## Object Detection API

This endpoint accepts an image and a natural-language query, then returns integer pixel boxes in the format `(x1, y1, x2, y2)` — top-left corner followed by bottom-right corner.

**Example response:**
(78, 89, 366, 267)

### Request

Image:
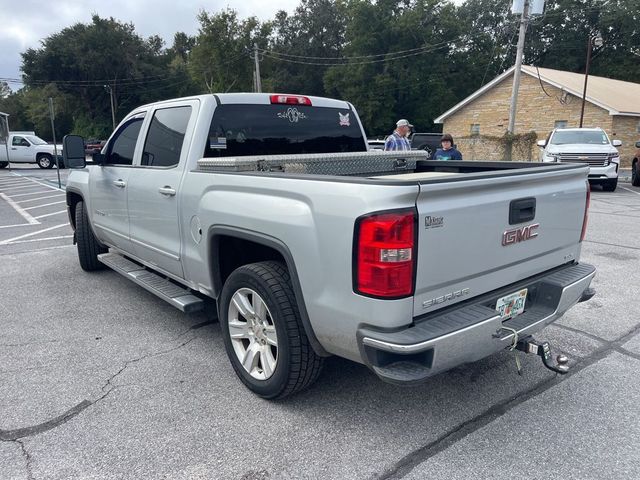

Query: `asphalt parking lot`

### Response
(1, 165, 640, 479)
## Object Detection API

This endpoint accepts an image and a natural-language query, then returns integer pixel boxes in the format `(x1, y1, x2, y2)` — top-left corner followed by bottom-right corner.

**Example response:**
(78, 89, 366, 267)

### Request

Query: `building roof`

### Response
(434, 65, 640, 123)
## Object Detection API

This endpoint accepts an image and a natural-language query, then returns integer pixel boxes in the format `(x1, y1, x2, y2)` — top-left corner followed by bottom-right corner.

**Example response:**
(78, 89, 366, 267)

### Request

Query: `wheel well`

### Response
(212, 235, 285, 293)
(36, 152, 52, 159)
(66, 192, 83, 230)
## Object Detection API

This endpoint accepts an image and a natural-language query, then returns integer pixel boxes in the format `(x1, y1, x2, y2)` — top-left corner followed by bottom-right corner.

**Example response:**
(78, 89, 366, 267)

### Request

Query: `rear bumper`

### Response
(357, 263, 596, 384)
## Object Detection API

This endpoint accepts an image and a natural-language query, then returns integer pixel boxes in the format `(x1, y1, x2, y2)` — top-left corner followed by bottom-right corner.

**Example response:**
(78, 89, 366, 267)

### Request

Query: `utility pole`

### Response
(579, 35, 603, 128)
(253, 43, 262, 93)
(48, 98, 62, 188)
(104, 84, 116, 130)
(507, 0, 529, 135)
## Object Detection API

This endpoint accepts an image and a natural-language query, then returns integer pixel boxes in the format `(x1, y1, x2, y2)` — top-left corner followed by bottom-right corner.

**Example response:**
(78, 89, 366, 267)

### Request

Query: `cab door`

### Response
(126, 102, 197, 278)
(89, 114, 146, 253)
(10, 136, 34, 162)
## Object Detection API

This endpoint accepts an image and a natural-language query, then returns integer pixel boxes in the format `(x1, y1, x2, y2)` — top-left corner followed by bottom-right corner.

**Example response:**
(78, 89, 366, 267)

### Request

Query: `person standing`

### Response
(434, 133, 463, 160)
(384, 119, 413, 151)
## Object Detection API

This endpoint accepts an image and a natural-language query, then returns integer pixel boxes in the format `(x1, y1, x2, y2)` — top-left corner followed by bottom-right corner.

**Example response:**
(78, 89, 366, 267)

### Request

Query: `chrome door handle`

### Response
(158, 186, 176, 197)
(113, 180, 126, 188)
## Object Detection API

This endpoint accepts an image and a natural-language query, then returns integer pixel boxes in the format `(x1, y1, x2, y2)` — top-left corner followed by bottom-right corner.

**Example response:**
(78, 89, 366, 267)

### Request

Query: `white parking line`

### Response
(0, 223, 67, 245)
(0, 223, 34, 230)
(5, 234, 73, 245)
(9, 173, 64, 192)
(9, 190, 55, 197)
(1, 184, 50, 191)
(620, 186, 640, 196)
(34, 210, 67, 219)
(23, 200, 66, 210)
(17, 193, 65, 203)
(0, 192, 40, 225)
(0, 181, 31, 187)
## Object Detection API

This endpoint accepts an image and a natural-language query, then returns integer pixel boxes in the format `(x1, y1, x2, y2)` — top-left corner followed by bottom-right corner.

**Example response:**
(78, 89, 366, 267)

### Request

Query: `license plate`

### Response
(495, 288, 528, 320)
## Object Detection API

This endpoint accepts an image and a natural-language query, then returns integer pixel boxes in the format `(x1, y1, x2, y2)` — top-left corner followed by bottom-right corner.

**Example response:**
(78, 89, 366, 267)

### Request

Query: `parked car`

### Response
(632, 141, 640, 187)
(84, 139, 106, 155)
(410, 132, 442, 159)
(0, 131, 64, 169)
(367, 138, 385, 150)
(537, 127, 621, 191)
(63, 93, 595, 399)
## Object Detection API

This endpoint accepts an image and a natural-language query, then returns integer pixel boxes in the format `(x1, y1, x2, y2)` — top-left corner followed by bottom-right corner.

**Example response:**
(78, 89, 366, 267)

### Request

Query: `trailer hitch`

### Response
(515, 337, 570, 375)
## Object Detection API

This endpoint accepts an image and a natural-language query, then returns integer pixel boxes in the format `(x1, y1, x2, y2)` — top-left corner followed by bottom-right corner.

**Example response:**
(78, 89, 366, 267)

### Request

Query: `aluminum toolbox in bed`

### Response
(196, 150, 429, 176)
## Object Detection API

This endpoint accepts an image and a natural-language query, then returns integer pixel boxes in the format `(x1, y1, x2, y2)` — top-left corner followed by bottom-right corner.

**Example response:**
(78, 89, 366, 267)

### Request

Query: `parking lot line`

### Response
(1, 184, 51, 191)
(10, 172, 64, 192)
(0, 223, 34, 230)
(0, 192, 40, 225)
(17, 193, 66, 204)
(0, 223, 67, 245)
(620, 186, 640, 196)
(23, 200, 67, 210)
(0, 181, 31, 187)
(34, 210, 67, 219)
(9, 190, 56, 197)
(6, 234, 73, 245)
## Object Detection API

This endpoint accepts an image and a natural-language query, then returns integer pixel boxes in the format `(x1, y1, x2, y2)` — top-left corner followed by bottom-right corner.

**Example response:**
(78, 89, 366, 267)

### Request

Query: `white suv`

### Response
(538, 127, 621, 192)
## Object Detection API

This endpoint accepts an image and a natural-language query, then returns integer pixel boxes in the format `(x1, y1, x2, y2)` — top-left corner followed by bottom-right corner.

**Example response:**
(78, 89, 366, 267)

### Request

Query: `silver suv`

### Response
(538, 127, 621, 191)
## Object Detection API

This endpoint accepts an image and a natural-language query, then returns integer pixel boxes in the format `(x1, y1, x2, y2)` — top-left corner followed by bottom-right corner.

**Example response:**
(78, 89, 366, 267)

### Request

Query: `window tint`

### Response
(12, 136, 29, 147)
(204, 104, 366, 157)
(107, 118, 144, 165)
(141, 106, 192, 167)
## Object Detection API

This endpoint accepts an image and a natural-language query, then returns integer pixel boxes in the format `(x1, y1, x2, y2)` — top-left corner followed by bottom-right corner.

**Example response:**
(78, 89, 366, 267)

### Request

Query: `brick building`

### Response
(434, 65, 640, 166)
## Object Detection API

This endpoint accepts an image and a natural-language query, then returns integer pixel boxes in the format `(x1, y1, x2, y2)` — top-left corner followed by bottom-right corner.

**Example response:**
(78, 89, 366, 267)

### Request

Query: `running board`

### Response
(97, 252, 204, 313)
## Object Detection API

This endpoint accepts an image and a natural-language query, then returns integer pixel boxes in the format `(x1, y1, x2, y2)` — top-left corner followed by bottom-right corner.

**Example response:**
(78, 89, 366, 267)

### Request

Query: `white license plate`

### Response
(495, 288, 528, 320)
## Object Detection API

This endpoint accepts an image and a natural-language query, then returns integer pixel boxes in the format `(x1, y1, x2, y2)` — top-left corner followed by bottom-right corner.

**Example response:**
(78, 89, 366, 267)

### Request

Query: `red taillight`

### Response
(355, 210, 416, 298)
(269, 94, 312, 106)
(580, 181, 591, 242)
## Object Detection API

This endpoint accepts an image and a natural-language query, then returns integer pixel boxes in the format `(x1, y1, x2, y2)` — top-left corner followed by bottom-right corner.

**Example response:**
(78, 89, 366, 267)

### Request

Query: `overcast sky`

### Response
(0, 0, 300, 88)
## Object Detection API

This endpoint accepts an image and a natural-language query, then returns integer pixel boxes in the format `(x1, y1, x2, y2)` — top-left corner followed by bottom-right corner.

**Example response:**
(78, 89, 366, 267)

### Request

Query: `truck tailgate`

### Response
(413, 166, 589, 316)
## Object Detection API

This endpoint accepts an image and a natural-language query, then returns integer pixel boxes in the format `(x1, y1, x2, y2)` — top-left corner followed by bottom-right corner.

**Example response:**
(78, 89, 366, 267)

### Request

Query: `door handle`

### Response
(113, 180, 126, 188)
(158, 186, 176, 197)
(11, 147, 17, 150)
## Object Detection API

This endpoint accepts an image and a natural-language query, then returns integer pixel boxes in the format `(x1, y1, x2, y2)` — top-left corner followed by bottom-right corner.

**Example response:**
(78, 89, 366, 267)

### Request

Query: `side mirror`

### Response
(636, 141, 640, 149)
(92, 153, 106, 165)
(62, 135, 86, 168)
(612, 139, 622, 147)
(537, 139, 547, 147)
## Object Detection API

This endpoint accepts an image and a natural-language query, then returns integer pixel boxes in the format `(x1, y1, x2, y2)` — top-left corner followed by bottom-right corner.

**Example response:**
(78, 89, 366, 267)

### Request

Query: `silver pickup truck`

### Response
(63, 93, 596, 399)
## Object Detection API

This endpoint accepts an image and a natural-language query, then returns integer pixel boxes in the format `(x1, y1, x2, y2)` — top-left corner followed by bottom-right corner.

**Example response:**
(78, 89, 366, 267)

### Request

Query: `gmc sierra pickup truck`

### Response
(63, 93, 596, 399)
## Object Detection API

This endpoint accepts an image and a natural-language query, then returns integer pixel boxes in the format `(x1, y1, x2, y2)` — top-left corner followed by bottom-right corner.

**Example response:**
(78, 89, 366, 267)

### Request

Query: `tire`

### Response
(75, 200, 107, 271)
(37, 154, 53, 169)
(602, 178, 618, 192)
(219, 261, 324, 399)
(632, 161, 640, 187)
(0, 162, 8, 169)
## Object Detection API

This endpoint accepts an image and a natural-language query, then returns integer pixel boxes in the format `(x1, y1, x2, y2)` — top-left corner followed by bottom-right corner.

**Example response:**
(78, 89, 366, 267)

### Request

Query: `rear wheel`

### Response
(602, 178, 618, 192)
(632, 161, 640, 187)
(37, 154, 53, 169)
(75, 200, 107, 271)
(219, 261, 324, 399)
(0, 162, 8, 169)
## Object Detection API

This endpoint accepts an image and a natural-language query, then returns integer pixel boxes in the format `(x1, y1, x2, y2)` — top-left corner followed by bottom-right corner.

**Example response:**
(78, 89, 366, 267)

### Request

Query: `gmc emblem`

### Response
(502, 223, 540, 246)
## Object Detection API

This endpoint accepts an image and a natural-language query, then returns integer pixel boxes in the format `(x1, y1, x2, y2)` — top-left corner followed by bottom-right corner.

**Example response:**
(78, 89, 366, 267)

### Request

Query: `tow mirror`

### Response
(62, 135, 86, 168)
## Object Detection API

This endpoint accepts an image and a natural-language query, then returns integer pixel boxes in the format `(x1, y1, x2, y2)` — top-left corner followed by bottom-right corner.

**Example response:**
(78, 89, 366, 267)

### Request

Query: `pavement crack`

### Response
(552, 323, 609, 344)
(613, 346, 640, 362)
(583, 240, 640, 251)
(373, 322, 640, 480)
(17, 439, 35, 480)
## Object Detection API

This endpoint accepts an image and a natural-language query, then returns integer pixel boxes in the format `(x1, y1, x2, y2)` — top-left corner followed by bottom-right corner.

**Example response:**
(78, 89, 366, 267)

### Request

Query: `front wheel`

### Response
(219, 261, 324, 399)
(74, 200, 107, 271)
(602, 178, 618, 192)
(37, 154, 53, 169)
(632, 161, 640, 187)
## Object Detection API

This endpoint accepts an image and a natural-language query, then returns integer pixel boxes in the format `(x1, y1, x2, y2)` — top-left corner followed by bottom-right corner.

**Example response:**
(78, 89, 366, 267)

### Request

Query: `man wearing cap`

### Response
(384, 119, 413, 151)
(434, 133, 463, 160)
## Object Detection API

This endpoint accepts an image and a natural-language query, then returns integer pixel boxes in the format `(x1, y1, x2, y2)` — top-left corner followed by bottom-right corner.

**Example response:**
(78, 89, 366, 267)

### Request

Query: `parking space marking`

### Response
(1, 184, 51, 191)
(0, 192, 40, 225)
(34, 210, 67, 219)
(17, 193, 65, 204)
(620, 186, 640, 196)
(0, 181, 31, 187)
(0, 223, 34, 230)
(6, 234, 73, 245)
(9, 172, 64, 192)
(0, 223, 67, 245)
(23, 200, 66, 210)
(9, 190, 55, 197)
